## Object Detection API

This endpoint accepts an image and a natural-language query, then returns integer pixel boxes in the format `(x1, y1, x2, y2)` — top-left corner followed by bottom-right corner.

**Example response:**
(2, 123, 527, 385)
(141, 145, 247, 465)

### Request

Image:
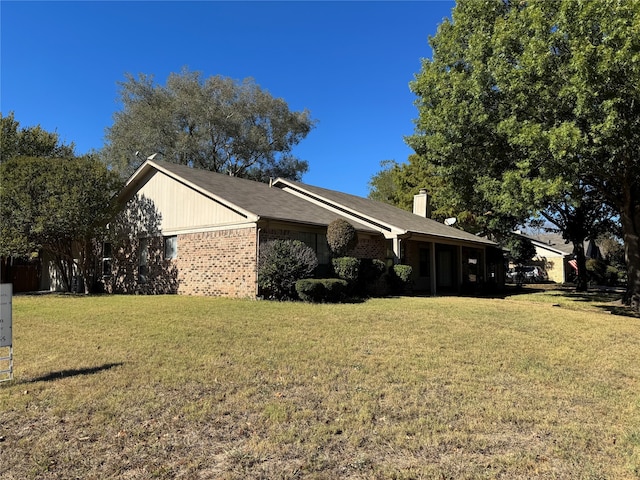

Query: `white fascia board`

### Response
(530, 240, 570, 256)
(160, 221, 258, 236)
(275, 181, 405, 239)
(143, 160, 260, 223)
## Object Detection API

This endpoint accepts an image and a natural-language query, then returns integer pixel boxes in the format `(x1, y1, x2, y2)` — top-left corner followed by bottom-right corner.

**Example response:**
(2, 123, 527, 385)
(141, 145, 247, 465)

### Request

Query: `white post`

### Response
(392, 237, 402, 263)
(0, 284, 13, 382)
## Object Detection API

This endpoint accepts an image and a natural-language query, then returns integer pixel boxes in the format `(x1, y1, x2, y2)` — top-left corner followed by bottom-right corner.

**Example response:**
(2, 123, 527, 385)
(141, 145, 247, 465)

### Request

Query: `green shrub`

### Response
(295, 279, 325, 302)
(586, 258, 607, 285)
(258, 240, 318, 300)
(359, 258, 388, 297)
(331, 257, 361, 284)
(330, 257, 389, 297)
(295, 278, 348, 303)
(390, 264, 413, 294)
(359, 258, 386, 282)
(323, 278, 349, 302)
(605, 265, 620, 286)
(392, 264, 413, 283)
(327, 219, 357, 257)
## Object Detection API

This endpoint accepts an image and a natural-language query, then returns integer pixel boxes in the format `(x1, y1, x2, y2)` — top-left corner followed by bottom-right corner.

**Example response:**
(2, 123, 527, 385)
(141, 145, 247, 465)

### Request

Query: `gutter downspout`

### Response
(255, 226, 261, 298)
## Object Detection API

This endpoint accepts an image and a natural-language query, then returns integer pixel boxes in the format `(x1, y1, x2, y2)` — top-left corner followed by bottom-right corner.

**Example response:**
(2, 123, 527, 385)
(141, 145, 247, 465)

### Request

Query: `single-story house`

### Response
(517, 232, 575, 283)
(104, 159, 501, 297)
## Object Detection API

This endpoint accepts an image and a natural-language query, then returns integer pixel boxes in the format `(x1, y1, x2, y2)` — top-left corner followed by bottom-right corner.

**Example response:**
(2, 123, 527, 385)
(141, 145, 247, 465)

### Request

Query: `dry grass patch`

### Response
(1, 292, 639, 479)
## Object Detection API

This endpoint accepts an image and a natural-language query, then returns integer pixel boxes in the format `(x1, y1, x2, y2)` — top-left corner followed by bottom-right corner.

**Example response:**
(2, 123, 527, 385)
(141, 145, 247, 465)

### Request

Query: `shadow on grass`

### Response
(556, 289, 640, 319)
(413, 284, 553, 299)
(596, 304, 640, 318)
(561, 291, 624, 303)
(26, 362, 124, 384)
(411, 284, 639, 318)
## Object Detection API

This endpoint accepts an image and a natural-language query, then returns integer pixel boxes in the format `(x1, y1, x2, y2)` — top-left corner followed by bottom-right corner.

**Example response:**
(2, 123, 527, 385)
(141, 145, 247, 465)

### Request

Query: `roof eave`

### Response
(272, 178, 406, 237)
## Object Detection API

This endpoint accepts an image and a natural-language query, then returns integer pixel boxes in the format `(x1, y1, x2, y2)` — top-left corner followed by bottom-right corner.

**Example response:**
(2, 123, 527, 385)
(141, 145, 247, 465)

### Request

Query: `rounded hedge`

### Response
(295, 278, 348, 303)
(327, 219, 357, 257)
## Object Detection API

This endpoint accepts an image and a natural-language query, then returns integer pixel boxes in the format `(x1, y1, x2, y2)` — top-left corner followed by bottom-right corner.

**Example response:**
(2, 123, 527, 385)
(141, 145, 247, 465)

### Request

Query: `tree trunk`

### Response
(77, 238, 91, 294)
(53, 256, 71, 292)
(573, 241, 588, 292)
(620, 196, 640, 312)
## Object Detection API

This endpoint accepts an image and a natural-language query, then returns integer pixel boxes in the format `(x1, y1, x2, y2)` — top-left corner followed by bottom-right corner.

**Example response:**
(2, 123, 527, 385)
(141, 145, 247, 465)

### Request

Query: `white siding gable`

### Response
(137, 170, 257, 234)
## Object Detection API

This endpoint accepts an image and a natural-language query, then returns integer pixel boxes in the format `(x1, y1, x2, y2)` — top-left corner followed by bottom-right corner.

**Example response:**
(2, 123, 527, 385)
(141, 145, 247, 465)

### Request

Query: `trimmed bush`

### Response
(327, 219, 357, 257)
(392, 264, 413, 283)
(295, 278, 349, 303)
(359, 258, 389, 297)
(323, 278, 349, 302)
(390, 264, 413, 294)
(295, 279, 325, 302)
(331, 257, 389, 297)
(331, 257, 361, 284)
(258, 239, 318, 300)
(361, 258, 386, 280)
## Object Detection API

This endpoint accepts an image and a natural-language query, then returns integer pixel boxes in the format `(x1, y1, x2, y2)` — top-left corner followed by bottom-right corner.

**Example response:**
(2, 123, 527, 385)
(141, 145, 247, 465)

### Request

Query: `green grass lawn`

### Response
(1, 289, 639, 479)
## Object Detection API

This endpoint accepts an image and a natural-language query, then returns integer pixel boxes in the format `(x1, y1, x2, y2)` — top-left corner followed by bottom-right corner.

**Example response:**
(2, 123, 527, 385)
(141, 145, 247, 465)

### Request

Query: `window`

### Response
(164, 236, 177, 260)
(295, 232, 330, 265)
(315, 233, 330, 265)
(462, 247, 480, 283)
(138, 238, 149, 282)
(102, 242, 112, 276)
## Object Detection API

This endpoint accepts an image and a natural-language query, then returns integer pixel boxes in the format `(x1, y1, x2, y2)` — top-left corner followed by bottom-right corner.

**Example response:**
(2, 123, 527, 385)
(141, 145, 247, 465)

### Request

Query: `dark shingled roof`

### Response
(273, 179, 496, 246)
(126, 160, 376, 232)
(125, 160, 495, 247)
(520, 232, 574, 255)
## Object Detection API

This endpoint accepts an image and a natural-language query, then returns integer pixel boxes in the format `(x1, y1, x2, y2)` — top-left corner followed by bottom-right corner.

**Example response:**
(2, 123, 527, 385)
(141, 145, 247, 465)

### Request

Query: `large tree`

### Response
(0, 156, 122, 293)
(103, 69, 316, 181)
(1, 111, 76, 161)
(405, 0, 640, 309)
(534, 186, 619, 290)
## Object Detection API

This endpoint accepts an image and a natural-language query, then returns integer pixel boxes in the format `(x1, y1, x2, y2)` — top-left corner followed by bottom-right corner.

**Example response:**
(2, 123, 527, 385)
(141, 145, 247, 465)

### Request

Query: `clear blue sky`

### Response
(1, 1, 454, 197)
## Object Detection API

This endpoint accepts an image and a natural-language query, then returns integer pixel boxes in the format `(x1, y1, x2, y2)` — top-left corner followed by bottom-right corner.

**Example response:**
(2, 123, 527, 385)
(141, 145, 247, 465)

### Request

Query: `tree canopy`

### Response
(0, 156, 122, 292)
(399, 0, 639, 308)
(1, 111, 75, 161)
(103, 69, 316, 181)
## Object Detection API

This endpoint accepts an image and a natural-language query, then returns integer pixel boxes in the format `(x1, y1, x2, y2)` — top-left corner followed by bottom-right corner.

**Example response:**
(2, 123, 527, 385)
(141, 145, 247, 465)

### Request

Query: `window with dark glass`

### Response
(102, 242, 112, 276)
(164, 236, 177, 260)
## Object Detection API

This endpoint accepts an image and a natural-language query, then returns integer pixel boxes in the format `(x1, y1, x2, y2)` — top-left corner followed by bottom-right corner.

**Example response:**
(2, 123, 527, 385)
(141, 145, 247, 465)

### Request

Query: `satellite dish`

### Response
(444, 217, 457, 226)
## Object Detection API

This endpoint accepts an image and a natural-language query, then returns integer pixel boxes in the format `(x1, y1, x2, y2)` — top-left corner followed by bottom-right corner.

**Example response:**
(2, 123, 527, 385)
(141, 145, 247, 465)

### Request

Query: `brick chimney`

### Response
(413, 188, 431, 218)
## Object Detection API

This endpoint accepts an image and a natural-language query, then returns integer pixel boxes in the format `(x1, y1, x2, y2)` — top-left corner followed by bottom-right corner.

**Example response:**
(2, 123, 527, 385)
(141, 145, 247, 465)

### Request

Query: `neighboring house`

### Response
(518, 232, 575, 283)
(105, 159, 501, 298)
(0, 256, 40, 293)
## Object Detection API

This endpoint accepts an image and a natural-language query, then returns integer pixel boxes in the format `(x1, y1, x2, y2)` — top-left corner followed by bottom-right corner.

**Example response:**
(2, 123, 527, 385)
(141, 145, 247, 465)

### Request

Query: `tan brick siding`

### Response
(108, 226, 388, 298)
(351, 235, 388, 261)
(176, 227, 258, 298)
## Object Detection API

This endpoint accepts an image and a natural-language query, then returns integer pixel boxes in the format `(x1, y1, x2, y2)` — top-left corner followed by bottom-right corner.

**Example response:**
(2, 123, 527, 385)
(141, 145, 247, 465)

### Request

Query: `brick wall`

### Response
(352, 235, 388, 261)
(110, 226, 387, 298)
(176, 227, 258, 298)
